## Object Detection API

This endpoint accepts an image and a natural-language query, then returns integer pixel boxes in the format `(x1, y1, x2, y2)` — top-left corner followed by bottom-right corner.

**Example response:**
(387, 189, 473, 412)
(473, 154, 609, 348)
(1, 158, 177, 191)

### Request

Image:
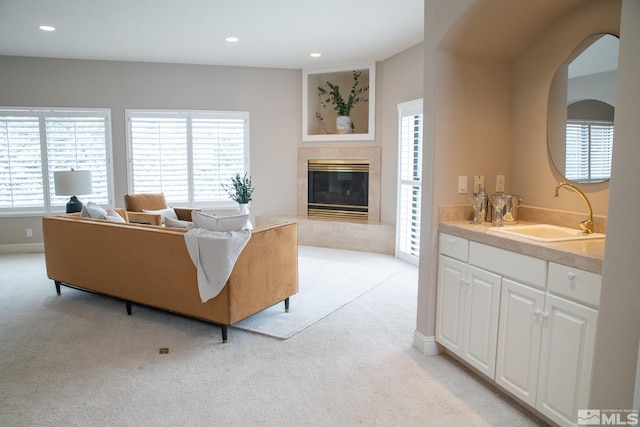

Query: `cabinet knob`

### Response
(540, 312, 549, 319)
(567, 272, 576, 281)
(534, 309, 542, 317)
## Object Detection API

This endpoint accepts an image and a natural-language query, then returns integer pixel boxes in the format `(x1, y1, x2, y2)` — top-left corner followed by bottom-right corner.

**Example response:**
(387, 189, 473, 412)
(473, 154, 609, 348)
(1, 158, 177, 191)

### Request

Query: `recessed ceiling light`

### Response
(310, 52, 322, 58)
(38, 25, 56, 32)
(225, 37, 239, 43)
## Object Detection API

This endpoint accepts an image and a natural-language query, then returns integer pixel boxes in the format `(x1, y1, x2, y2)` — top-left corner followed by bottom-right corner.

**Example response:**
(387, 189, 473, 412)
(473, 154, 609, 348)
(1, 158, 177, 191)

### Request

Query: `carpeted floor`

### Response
(0, 246, 546, 426)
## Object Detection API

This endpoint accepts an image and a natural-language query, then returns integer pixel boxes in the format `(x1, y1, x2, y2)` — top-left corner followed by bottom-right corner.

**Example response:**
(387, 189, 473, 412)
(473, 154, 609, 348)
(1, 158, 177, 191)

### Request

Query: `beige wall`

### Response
(434, 52, 513, 202)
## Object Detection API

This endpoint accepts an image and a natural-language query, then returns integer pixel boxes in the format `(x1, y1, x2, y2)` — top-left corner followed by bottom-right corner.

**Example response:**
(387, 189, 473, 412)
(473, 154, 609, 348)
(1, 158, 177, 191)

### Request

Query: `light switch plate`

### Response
(458, 176, 468, 194)
(473, 175, 484, 193)
(496, 175, 505, 192)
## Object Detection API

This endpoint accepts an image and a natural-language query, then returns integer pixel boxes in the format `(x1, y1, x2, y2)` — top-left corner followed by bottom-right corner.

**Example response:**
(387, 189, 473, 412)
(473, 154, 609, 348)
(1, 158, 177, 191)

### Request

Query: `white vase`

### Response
(336, 116, 353, 134)
(237, 203, 253, 230)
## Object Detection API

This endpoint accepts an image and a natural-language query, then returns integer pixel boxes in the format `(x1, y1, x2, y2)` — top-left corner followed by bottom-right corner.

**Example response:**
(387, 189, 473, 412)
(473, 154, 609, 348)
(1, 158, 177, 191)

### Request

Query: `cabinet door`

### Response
(537, 294, 598, 427)
(436, 255, 467, 355)
(495, 278, 545, 406)
(462, 265, 502, 378)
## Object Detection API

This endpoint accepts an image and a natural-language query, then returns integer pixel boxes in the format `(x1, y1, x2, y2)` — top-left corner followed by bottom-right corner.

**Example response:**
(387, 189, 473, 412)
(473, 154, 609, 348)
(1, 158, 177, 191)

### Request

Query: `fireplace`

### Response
(308, 159, 369, 221)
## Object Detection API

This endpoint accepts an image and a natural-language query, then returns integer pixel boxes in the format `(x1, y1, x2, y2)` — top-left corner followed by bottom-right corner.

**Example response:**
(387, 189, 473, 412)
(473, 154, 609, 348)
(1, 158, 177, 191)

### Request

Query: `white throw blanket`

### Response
(184, 228, 251, 303)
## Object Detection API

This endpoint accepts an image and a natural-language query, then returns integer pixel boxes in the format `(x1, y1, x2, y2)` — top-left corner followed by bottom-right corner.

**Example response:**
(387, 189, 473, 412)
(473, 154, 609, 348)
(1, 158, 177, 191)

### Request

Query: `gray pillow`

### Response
(165, 217, 194, 229)
(142, 208, 179, 224)
(80, 202, 108, 219)
(105, 209, 126, 222)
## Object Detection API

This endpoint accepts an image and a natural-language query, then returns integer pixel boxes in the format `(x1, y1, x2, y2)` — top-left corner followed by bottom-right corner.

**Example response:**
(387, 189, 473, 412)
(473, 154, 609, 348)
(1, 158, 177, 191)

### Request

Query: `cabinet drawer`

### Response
(547, 262, 601, 307)
(439, 233, 469, 262)
(468, 242, 546, 289)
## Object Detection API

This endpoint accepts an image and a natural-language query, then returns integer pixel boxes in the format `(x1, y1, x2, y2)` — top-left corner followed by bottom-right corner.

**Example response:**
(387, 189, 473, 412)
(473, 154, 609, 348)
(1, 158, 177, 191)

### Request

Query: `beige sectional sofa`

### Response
(42, 212, 298, 342)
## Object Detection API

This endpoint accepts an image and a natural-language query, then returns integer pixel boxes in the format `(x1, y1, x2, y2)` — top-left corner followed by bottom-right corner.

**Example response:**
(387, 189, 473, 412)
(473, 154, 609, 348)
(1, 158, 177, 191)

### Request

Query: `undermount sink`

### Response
(488, 224, 605, 242)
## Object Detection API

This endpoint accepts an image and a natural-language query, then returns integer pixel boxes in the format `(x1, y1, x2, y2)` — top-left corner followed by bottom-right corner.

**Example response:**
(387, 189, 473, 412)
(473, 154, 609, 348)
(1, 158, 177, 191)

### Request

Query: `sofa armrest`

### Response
(127, 211, 162, 226)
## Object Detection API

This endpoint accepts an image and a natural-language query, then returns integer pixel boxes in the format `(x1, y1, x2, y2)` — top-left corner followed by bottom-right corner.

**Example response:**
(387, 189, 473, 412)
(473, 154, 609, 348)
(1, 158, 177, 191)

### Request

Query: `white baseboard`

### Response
(413, 330, 441, 356)
(0, 243, 45, 254)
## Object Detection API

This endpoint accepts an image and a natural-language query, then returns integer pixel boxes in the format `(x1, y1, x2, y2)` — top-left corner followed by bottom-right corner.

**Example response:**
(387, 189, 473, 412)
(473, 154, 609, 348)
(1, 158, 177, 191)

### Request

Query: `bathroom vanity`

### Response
(436, 220, 604, 427)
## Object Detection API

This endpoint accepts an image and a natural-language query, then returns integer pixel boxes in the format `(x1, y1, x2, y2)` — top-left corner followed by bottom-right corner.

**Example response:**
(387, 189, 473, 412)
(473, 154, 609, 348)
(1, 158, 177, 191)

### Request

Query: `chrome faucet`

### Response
(553, 182, 594, 234)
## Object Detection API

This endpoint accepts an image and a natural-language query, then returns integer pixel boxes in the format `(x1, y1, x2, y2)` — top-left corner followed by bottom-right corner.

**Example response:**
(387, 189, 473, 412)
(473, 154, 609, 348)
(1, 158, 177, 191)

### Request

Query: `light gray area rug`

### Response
(233, 245, 402, 339)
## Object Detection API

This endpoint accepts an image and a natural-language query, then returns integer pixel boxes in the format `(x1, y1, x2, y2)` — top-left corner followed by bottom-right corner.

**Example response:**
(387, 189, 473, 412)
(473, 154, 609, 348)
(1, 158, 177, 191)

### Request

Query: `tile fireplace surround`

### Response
(256, 146, 395, 254)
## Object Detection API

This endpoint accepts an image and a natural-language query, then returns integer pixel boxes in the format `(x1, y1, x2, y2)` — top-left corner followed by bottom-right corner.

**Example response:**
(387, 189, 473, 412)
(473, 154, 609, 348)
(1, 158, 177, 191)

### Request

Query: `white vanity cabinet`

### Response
(536, 264, 600, 427)
(437, 232, 602, 427)
(495, 278, 545, 407)
(436, 250, 501, 378)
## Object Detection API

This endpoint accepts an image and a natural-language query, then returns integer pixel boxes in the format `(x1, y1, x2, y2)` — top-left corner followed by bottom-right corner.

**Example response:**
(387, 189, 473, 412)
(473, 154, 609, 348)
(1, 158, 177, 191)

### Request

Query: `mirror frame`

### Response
(302, 62, 376, 142)
(547, 33, 618, 184)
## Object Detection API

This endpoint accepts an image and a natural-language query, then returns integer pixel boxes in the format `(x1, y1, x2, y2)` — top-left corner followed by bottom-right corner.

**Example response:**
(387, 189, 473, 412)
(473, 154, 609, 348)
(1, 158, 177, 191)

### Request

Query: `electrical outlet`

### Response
(26, 228, 32, 238)
(473, 175, 485, 193)
(457, 176, 468, 194)
(496, 175, 506, 193)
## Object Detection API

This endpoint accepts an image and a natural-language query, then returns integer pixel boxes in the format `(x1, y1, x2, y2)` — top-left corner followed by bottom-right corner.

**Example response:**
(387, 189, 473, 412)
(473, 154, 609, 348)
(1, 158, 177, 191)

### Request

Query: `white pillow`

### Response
(214, 214, 250, 232)
(80, 202, 108, 219)
(165, 217, 194, 229)
(105, 209, 126, 222)
(192, 211, 249, 232)
(192, 211, 218, 230)
(142, 208, 178, 224)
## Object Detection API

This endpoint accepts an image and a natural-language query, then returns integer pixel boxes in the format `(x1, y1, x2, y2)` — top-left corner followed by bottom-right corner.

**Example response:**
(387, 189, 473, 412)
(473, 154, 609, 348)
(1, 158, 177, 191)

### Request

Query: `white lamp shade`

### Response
(54, 170, 93, 196)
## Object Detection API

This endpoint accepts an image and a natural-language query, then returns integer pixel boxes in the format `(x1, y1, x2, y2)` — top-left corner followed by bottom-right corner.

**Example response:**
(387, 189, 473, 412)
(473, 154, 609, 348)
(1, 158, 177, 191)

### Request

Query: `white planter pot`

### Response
(336, 116, 353, 134)
(237, 203, 253, 230)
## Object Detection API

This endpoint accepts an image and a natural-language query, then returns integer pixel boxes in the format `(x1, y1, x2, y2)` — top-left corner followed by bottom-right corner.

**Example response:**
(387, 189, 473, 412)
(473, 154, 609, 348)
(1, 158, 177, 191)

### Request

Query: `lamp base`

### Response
(66, 196, 84, 213)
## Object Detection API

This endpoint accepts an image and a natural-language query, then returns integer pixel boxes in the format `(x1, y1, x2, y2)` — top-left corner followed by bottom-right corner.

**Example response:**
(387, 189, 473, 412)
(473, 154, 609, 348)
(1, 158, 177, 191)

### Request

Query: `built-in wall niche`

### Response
(302, 63, 376, 142)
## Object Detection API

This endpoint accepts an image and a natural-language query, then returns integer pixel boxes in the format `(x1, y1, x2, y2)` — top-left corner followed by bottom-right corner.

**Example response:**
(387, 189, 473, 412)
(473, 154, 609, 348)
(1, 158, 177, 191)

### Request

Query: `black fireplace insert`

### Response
(307, 159, 369, 221)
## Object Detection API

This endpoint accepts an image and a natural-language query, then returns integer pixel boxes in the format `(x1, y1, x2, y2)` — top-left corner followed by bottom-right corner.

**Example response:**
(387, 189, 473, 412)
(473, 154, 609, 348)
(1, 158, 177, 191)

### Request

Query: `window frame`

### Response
(125, 109, 250, 209)
(565, 119, 613, 183)
(396, 99, 423, 265)
(0, 106, 114, 216)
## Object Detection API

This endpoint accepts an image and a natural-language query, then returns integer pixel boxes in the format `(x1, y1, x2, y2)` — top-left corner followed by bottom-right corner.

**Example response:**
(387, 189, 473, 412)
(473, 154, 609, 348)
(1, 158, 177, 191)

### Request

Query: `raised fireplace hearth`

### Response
(308, 159, 369, 221)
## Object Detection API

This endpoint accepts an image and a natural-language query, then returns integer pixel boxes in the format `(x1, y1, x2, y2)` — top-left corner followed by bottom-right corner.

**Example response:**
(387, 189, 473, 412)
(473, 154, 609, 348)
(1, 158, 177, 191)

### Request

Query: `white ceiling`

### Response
(0, 0, 424, 69)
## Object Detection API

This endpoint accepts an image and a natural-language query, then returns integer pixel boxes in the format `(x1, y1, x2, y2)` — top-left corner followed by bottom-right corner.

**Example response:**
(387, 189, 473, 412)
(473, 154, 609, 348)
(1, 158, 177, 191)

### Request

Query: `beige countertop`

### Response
(439, 220, 604, 274)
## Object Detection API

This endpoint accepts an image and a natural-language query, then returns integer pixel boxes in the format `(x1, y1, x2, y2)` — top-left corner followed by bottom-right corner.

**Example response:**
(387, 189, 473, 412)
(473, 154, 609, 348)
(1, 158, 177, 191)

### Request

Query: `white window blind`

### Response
(396, 99, 423, 264)
(565, 120, 613, 183)
(0, 108, 112, 213)
(127, 110, 249, 207)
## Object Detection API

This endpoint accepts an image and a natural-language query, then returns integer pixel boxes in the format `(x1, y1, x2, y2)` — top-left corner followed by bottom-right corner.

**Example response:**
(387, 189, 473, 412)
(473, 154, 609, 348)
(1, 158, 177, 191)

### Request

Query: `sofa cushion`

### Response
(165, 217, 194, 229)
(143, 208, 179, 224)
(192, 211, 249, 232)
(81, 202, 108, 219)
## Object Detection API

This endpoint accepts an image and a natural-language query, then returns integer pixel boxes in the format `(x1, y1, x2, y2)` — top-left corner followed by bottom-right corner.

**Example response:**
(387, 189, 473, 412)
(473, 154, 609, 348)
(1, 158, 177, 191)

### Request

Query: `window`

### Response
(396, 99, 423, 265)
(0, 108, 112, 214)
(565, 120, 613, 183)
(126, 110, 249, 207)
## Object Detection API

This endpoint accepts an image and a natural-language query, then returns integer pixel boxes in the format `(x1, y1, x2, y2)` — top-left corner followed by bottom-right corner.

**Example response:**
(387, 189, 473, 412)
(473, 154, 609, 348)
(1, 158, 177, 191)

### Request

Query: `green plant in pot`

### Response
(318, 70, 369, 134)
(223, 173, 254, 205)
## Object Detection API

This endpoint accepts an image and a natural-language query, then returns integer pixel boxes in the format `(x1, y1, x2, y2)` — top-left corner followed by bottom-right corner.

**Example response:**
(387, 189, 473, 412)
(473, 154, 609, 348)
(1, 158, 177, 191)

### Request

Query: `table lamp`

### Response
(54, 170, 93, 213)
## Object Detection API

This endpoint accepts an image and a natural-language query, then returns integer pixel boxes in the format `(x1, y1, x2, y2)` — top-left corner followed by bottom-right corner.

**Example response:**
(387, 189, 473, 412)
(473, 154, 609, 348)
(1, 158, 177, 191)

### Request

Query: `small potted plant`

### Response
(318, 70, 369, 134)
(223, 173, 254, 208)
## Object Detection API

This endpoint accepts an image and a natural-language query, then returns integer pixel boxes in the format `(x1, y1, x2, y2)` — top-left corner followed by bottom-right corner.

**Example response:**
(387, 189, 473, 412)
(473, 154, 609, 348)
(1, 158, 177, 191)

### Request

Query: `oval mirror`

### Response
(547, 33, 619, 183)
